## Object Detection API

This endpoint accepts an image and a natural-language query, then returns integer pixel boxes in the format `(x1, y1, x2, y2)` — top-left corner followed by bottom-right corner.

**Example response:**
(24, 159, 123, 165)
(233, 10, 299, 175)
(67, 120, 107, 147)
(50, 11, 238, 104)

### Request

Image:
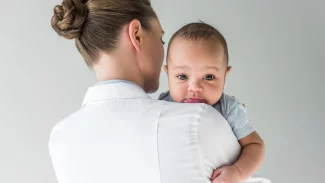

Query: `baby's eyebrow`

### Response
(204, 66, 220, 71)
(172, 65, 190, 70)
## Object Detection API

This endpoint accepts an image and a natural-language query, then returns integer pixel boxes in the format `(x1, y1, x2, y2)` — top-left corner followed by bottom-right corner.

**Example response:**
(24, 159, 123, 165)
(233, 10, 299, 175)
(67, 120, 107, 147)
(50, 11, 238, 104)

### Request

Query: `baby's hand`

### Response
(211, 165, 242, 183)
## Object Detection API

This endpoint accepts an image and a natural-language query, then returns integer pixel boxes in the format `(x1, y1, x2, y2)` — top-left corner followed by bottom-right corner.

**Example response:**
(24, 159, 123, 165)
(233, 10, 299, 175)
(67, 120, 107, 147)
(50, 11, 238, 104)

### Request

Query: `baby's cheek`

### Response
(206, 88, 223, 104)
(169, 84, 187, 103)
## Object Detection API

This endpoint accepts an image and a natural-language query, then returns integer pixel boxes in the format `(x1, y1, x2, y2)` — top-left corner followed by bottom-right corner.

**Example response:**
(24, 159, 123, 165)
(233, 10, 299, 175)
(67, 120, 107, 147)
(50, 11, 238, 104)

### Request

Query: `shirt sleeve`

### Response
(198, 105, 242, 178)
(226, 103, 255, 140)
(158, 91, 173, 101)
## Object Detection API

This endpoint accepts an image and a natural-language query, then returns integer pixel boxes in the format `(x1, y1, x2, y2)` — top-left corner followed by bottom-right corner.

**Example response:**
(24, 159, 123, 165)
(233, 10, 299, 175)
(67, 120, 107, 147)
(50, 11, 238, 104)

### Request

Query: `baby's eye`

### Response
(203, 75, 215, 80)
(177, 74, 188, 80)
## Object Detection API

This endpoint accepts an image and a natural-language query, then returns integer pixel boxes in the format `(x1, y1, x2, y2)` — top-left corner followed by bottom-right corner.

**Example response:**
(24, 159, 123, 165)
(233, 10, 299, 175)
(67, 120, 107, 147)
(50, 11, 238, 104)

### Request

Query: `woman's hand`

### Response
(211, 165, 242, 183)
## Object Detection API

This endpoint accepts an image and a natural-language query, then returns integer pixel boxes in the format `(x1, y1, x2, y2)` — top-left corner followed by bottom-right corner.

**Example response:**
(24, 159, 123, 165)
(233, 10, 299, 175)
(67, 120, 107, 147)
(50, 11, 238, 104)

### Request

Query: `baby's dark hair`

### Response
(167, 22, 229, 66)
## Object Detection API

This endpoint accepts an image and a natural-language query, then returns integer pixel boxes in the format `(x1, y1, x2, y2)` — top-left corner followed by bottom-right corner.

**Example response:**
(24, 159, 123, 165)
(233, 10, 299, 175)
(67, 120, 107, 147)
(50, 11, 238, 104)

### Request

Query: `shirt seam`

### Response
(225, 102, 238, 119)
(156, 101, 166, 183)
(197, 104, 208, 182)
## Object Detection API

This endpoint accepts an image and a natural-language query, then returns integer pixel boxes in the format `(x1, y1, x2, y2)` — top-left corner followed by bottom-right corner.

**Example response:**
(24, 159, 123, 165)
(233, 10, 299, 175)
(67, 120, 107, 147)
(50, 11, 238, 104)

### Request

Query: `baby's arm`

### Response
(235, 131, 265, 181)
(211, 132, 265, 183)
(211, 99, 265, 183)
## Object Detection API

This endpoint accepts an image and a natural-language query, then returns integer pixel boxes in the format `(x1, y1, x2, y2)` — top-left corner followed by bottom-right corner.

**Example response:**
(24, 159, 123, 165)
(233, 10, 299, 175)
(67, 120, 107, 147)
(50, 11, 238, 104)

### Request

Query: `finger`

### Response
(211, 176, 223, 183)
(211, 167, 223, 179)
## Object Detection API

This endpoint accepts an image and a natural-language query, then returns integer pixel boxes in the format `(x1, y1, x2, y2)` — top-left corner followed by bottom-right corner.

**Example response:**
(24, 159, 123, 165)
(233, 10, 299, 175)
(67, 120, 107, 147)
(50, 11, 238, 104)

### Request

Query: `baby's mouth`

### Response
(183, 98, 207, 103)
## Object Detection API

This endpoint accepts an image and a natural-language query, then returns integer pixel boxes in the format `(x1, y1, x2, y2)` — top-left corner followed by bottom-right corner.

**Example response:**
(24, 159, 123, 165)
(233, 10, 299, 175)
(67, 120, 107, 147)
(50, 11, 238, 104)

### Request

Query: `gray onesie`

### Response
(158, 91, 255, 140)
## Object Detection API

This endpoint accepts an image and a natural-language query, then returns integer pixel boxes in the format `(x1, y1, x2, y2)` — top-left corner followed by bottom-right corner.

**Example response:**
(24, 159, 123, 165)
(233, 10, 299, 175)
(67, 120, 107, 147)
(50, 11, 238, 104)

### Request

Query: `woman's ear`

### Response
(128, 19, 143, 52)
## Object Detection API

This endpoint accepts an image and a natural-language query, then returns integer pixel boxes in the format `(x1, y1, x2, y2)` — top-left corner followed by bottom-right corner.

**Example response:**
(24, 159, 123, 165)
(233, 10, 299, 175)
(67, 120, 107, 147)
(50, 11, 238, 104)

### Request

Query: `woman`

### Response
(49, 0, 257, 183)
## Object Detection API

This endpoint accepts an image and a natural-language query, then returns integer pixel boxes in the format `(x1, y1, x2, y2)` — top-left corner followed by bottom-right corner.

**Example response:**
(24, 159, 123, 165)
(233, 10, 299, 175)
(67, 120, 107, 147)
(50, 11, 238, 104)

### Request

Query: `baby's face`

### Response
(165, 38, 231, 105)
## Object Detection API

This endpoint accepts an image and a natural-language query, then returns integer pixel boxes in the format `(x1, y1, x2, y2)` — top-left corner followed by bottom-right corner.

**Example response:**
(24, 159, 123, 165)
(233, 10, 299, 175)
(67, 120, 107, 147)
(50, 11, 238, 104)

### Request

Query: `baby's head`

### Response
(164, 22, 231, 105)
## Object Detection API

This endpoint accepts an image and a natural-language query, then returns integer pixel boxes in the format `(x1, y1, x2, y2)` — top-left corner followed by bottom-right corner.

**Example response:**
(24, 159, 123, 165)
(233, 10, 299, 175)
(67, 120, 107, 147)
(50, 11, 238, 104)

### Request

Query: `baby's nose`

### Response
(188, 82, 203, 93)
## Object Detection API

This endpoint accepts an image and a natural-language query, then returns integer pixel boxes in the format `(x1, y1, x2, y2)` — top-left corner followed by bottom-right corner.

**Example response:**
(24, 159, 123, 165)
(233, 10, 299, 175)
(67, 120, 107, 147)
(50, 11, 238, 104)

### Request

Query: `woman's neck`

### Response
(93, 52, 144, 88)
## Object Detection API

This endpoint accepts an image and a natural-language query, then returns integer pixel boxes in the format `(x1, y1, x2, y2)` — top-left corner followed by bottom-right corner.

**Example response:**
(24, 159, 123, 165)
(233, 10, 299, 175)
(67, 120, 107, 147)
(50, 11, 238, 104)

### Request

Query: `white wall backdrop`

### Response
(0, 1, 324, 183)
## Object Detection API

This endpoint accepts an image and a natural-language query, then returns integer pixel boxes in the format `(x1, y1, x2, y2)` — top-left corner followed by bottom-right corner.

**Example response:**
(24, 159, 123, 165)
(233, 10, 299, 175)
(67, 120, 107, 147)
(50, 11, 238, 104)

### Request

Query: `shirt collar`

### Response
(82, 80, 150, 107)
(94, 79, 137, 86)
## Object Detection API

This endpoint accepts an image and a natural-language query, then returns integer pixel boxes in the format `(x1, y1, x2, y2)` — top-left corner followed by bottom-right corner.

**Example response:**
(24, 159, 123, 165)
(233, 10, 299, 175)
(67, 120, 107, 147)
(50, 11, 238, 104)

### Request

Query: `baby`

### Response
(159, 23, 265, 183)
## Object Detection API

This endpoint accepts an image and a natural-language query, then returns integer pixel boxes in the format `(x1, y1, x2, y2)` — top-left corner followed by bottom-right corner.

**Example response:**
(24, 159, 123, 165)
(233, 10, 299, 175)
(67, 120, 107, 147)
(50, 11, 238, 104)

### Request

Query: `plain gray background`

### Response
(0, 0, 324, 183)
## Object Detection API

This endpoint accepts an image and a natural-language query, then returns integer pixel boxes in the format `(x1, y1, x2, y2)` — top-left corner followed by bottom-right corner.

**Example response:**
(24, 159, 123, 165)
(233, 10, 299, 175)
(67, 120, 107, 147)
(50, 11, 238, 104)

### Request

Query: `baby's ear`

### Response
(226, 66, 232, 76)
(163, 65, 168, 73)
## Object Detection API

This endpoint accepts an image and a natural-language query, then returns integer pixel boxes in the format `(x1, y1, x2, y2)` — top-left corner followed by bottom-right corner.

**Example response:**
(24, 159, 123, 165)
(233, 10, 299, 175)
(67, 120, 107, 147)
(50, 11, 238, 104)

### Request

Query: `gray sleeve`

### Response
(226, 103, 255, 140)
(158, 91, 173, 101)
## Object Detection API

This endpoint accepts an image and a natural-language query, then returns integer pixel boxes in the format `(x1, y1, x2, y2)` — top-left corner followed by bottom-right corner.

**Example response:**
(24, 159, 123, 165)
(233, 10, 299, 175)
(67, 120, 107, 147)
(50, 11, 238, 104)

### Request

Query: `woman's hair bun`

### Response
(51, 0, 88, 39)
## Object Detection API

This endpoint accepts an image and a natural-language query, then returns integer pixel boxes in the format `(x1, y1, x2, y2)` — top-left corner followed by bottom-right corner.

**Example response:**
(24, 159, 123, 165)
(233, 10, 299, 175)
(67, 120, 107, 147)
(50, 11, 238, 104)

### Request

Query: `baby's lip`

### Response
(184, 98, 207, 103)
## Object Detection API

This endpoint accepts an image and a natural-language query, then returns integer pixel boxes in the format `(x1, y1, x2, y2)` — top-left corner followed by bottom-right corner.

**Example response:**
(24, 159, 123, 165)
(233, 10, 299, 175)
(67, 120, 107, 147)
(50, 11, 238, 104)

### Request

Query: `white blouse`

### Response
(49, 81, 270, 183)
